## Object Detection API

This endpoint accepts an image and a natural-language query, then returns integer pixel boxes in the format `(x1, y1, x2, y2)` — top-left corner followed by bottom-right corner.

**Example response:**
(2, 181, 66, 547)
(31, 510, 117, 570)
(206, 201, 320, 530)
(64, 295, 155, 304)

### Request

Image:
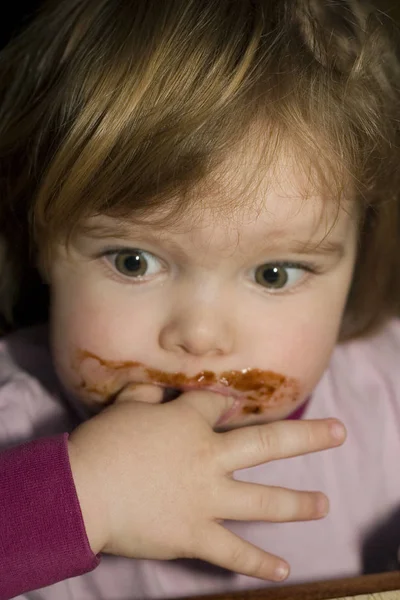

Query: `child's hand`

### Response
(68, 387, 346, 582)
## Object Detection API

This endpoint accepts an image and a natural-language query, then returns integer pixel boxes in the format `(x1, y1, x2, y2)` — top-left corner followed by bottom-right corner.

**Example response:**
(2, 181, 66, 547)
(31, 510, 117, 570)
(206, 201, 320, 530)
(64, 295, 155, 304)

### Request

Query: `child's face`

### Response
(48, 141, 358, 428)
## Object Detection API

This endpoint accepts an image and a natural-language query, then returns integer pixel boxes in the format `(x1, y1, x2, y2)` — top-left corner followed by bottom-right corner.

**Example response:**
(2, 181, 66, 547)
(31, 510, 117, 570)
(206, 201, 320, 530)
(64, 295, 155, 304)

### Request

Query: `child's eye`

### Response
(254, 263, 307, 290)
(105, 249, 163, 278)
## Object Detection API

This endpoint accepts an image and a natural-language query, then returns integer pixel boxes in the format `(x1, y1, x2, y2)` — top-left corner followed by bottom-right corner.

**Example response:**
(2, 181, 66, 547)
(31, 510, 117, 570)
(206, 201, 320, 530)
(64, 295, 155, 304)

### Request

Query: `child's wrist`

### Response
(67, 437, 108, 556)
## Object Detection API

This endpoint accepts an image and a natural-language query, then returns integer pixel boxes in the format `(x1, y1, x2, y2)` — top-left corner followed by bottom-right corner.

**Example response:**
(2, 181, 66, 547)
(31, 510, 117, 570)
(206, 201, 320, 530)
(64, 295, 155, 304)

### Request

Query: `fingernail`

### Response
(274, 563, 289, 581)
(330, 421, 346, 442)
(317, 493, 329, 517)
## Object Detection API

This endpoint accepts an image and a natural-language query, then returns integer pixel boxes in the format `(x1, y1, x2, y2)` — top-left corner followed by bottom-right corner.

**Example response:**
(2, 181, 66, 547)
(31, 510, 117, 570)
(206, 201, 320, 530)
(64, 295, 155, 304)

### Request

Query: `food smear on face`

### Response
(73, 349, 300, 416)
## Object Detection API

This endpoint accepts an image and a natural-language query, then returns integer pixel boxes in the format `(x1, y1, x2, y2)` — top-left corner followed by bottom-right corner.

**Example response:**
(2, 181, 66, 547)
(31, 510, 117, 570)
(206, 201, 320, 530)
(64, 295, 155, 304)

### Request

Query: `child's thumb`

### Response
(176, 390, 237, 427)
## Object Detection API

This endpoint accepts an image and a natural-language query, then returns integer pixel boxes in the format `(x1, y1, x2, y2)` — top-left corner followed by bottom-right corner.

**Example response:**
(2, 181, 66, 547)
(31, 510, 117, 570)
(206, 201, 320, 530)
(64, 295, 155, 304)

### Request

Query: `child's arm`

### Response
(0, 434, 98, 600)
(0, 388, 345, 598)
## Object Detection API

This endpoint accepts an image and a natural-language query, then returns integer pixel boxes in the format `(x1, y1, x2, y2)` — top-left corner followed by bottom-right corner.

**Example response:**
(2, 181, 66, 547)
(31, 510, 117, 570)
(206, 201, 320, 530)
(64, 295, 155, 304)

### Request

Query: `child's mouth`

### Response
(74, 348, 301, 421)
(161, 387, 182, 402)
(159, 384, 243, 426)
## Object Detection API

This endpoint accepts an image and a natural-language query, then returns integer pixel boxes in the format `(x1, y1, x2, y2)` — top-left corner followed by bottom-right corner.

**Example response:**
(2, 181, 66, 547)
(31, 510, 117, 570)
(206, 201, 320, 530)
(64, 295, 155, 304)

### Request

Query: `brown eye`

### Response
(254, 264, 304, 290)
(114, 251, 147, 276)
(107, 248, 165, 279)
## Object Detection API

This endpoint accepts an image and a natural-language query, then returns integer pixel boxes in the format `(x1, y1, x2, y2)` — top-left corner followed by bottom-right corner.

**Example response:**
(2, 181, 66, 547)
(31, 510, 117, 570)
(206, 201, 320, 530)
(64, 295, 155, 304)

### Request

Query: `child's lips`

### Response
(157, 381, 301, 426)
(74, 348, 300, 419)
(161, 382, 242, 400)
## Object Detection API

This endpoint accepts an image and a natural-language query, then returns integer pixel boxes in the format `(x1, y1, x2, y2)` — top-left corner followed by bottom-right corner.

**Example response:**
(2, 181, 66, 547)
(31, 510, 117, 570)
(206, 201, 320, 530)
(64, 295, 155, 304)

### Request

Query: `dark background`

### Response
(1, 1, 400, 51)
(0, 1, 40, 49)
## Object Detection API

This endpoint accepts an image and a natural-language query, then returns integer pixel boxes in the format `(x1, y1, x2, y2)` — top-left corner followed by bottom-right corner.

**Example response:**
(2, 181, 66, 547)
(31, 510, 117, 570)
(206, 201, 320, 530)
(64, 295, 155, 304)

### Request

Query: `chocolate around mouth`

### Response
(74, 349, 300, 415)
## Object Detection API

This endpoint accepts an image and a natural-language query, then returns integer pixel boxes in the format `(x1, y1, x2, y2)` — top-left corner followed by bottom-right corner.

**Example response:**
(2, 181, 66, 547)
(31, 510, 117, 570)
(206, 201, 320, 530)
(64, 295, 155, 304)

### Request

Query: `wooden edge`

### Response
(183, 571, 400, 600)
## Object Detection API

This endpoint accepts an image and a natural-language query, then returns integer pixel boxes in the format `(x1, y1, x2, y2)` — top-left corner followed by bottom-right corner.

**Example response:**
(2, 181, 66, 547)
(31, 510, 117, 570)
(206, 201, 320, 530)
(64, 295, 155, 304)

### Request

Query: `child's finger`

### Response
(174, 390, 236, 425)
(218, 418, 346, 471)
(220, 481, 328, 522)
(115, 383, 163, 404)
(198, 523, 289, 582)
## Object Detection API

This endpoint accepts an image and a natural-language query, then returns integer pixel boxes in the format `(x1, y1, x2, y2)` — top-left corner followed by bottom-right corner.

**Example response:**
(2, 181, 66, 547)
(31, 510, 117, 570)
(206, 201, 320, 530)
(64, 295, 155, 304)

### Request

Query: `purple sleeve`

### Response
(0, 433, 100, 599)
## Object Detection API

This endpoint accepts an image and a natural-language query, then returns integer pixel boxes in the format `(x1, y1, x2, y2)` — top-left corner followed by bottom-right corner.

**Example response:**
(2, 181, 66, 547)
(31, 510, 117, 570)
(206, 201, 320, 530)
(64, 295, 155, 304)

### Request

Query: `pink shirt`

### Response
(1, 321, 400, 599)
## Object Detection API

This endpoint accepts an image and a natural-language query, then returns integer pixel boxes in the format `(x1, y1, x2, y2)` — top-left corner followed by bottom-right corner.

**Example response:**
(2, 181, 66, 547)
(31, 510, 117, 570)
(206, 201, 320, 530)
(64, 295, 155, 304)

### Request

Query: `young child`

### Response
(1, 0, 400, 598)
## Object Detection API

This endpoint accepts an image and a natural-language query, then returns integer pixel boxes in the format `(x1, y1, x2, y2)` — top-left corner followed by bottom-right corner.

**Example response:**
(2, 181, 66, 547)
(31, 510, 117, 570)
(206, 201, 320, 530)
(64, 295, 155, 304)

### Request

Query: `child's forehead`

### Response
(81, 173, 354, 258)
(77, 132, 356, 253)
(184, 128, 352, 221)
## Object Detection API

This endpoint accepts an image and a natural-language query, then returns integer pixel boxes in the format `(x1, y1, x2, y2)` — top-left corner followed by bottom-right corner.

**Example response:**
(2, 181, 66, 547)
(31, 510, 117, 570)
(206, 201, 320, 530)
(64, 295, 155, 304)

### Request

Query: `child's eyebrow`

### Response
(76, 221, 190, 258)
(76, 221, 137, 240)
(79, 221, 346, 261)
(286, 238, 346, 258)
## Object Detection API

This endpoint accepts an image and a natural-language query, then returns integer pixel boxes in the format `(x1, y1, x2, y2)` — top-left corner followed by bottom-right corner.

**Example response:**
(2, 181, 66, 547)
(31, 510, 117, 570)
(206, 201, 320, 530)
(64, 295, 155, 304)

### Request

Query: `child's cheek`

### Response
(71, 350, 148, 407)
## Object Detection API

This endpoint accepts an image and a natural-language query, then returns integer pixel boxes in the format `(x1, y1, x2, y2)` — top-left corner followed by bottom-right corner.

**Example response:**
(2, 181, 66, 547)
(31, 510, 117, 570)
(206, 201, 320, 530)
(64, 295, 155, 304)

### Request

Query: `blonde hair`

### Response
(0, 0, 400, 338)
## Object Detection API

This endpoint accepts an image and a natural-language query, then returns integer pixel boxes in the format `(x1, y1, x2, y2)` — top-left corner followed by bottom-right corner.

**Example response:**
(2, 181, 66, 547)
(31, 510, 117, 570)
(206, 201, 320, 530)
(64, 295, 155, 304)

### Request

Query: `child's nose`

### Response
(158, 304, 235, 357)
